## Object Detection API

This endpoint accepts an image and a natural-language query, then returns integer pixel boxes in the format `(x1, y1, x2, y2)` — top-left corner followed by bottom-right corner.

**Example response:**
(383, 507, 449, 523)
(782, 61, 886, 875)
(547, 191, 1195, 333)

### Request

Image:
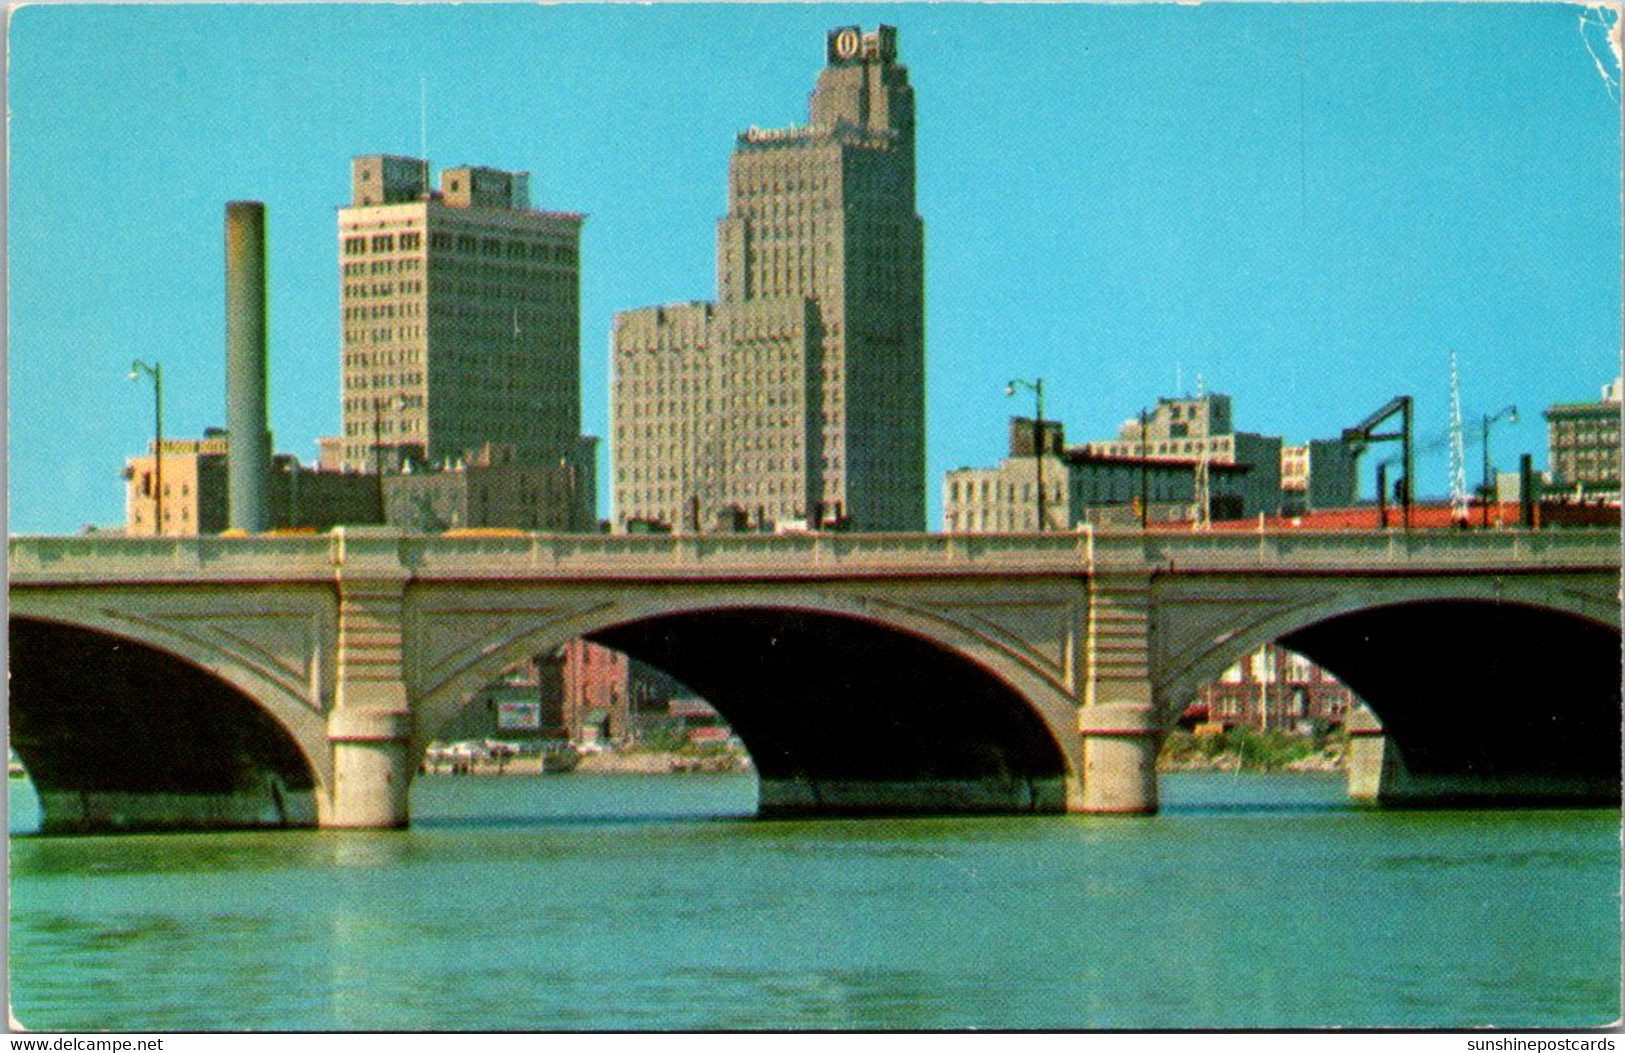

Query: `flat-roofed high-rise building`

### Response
(1545, 376, 1622, 503)
(338, 156, 585, 475)
(612, 25, 925, 532)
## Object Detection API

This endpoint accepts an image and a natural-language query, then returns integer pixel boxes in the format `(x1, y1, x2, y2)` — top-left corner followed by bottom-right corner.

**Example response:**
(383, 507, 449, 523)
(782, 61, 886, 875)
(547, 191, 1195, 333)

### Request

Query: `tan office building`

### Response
(612, 25, 926, 532)
(943, 418, 1256, 533)
(1086, 393, 1284, 517)
(381, 441, 597, 533)
(1545, 377, 1622, 502)
(338, 156, 586, 476)
(124, 435, 380, 536)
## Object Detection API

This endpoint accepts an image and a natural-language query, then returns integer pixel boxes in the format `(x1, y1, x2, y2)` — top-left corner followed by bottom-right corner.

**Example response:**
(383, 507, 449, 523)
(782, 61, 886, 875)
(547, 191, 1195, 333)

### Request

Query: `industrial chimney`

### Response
(225, 201, 272, 532)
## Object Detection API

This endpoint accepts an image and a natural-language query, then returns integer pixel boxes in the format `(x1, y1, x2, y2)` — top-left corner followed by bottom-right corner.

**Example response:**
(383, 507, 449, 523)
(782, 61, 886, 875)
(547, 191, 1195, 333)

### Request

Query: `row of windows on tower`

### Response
(426, 258, 575, 280)
(743, 217, 838, 241)
(741, 263, 830, 299)
(614, 335, 809, 361)
(343, 233, 424, 255)
(1096, 437, 1238, 458)
(1552, 424, 1619, 444)
(425, 304, 573, 328)
(342, 259, 423, 278)
(344, 418, 422, 437)
(434, 233, 577, 264)
(344, 281, 425, 300)
(946, 479, 1066, 504)
(434, 279, 572, 302)
(343, 303, 424, 321)
(344, 371, 425, 390)
(131, 507, 191, 526)
(616, 352, 809, 380)
(623, 482, 804, 505)
(615, 382, 808, 415)
(620, 455, 805, 485)
(615, 409, 803, 447)
(617, 375, 803, 401)
(737, 196, 839, 220)
(344, 327, 424, 344)
(735, 168, 837, 197)
(617, 443, 846, 473)
(342, 231, 577, 266)
(344, 394, 425, 412)
(346, 349, 422, 369)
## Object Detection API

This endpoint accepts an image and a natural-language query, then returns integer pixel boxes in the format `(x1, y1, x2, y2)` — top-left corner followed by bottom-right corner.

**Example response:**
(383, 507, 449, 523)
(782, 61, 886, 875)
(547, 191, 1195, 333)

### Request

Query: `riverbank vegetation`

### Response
(1158, 727, 1346, 773)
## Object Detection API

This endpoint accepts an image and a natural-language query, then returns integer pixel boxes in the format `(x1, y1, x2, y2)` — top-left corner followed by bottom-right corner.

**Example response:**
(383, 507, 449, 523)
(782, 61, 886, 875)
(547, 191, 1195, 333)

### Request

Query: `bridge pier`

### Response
(325, 531, 415, 829)
(328, 710, 413, 828)
(1078, 702, 1160, 814)
(1345, 706, 1388, 803)
(1078, 573, 1160, 814)
(1345, 704, 1620, 807)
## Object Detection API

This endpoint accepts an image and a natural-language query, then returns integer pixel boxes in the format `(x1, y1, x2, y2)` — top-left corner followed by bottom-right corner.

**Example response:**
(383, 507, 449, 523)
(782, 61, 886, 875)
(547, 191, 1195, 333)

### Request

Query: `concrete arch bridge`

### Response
(9, 529, 1619, 832)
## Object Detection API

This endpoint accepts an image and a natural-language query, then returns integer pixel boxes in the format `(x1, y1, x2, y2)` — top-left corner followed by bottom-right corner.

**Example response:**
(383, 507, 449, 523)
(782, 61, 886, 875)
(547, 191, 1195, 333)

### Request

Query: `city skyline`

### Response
(9, 4, 1621, 535)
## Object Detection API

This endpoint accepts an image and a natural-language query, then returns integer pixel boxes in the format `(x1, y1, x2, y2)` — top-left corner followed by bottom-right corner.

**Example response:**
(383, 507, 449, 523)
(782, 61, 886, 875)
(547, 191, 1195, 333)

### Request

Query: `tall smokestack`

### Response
(225, 201, 272, 532)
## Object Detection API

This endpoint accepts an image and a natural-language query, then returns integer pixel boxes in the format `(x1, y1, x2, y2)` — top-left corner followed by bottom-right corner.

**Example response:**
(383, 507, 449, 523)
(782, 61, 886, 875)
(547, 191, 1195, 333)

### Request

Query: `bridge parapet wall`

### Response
(1137, 529, 1619, 571)
(13, 528, 1616, 585)
(9, 534, 336, 582)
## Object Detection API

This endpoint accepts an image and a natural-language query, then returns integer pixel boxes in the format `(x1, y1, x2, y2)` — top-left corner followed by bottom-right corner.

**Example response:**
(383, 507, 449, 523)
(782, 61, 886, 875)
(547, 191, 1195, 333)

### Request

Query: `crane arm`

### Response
(1341, 395, 1413, 453)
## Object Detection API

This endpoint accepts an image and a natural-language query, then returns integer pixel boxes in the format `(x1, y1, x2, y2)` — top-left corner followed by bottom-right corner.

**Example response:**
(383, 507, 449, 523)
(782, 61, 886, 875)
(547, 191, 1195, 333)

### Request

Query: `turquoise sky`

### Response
(8, 3, 1621, 534)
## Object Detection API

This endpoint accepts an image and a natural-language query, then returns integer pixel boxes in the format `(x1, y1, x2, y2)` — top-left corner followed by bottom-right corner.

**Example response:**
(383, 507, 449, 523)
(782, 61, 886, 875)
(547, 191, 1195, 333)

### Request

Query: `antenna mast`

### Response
(1448, 350, 1469, 524)
(1192, 375, 1212, 531)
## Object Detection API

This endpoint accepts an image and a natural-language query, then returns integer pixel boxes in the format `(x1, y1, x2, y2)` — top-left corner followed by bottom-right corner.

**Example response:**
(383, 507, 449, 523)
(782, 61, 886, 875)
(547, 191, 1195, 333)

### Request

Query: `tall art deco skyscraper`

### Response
(612, 25, 926, 532)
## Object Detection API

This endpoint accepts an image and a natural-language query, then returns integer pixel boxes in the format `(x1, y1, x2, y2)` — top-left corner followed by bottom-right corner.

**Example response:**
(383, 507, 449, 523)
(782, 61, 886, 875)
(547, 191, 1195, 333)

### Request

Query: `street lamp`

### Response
(372, 393, 408, 521)
(1005, 377, 1047, 531)
(128, 360, 163, 536)
(1481, 405, 1518, 527)
(372, 396, 387, 476)
(1139, 408, 1151, 528)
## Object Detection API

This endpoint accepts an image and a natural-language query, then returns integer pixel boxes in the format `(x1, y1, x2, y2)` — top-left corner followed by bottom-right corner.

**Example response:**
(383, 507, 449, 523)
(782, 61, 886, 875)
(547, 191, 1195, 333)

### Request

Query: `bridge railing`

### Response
(7, 534, 335, 581)
(1130, 528, 1623, 571)
(9, 527, 1620, 583)
(395, 529, 1099, 576)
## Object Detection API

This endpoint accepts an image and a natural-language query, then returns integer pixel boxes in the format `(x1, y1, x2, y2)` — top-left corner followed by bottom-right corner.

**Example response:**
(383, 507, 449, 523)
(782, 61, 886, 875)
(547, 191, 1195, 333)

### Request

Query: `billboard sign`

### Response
(496, 701, 542, 731)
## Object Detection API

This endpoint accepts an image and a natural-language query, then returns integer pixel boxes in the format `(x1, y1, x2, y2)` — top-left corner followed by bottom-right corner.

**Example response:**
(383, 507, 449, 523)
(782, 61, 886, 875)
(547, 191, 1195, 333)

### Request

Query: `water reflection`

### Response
(9, 774, 1620, 1030)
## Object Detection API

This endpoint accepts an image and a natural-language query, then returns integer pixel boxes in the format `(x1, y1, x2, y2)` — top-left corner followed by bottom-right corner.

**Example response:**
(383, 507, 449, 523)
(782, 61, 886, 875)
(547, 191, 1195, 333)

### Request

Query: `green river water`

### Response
(7, 772, 1620, 1031)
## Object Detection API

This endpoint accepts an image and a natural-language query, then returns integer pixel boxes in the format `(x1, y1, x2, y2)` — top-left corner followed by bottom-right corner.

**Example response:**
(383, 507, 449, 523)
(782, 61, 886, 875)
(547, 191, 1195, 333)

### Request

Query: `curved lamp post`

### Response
(1005, 377, 1046, 531)
(1481, 405, 1517, 527)
(128, 360, 163, 536)
(372, 392, 409, 520)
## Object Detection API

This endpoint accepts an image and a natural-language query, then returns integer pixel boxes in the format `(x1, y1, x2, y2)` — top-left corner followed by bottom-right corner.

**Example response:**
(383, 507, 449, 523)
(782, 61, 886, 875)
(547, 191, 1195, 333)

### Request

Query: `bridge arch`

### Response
(1155, 578, 1621, 805)
(1155, 575, 1619, 711)
(8, 614, 327, 832)
(409, 589, 1081, 815)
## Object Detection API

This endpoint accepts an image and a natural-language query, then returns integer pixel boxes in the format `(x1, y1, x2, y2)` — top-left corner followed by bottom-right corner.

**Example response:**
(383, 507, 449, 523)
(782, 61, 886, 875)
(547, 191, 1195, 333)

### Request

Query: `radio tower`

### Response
(1448, 350, 1469, 524)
